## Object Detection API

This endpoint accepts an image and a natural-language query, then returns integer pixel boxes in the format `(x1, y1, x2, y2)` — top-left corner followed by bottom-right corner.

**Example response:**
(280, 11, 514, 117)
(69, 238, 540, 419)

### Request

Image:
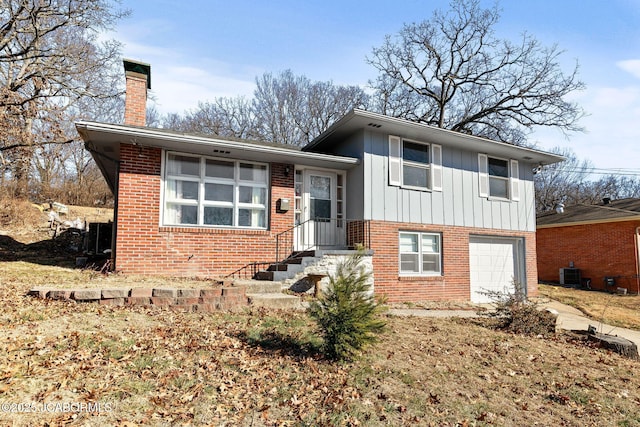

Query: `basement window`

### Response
(163, 153, 268, 228)
(399, 232, 442, 276)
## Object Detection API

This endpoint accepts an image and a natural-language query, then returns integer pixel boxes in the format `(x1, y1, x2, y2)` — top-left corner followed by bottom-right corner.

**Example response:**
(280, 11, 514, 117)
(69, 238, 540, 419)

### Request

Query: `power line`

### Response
(543, 166, 640, 178)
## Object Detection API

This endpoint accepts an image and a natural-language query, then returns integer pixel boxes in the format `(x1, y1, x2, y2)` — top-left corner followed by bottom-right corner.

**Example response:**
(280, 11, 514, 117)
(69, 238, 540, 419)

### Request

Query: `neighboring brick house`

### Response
(537, 198, 640, 294)
(76, 59, 564, 303)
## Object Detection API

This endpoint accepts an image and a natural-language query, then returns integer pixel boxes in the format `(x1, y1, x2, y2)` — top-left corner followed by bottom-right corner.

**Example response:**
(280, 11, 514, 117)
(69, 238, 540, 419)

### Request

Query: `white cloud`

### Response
(108, 25, 258, 115)
(618, 60, 640, 79)
(590, 86, 640, 109)
(151, 68, 256, 114)
(532, 83, 640, 171)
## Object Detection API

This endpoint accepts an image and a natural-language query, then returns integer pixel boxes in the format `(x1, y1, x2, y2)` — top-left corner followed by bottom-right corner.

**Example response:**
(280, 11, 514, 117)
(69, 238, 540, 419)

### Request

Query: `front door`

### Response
(295, 170, 340, 250)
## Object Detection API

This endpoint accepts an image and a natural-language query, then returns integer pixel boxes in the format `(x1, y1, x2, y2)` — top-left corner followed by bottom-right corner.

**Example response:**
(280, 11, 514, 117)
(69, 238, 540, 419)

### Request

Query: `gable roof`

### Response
(537, 198, 640, 228)
(76, 121, 360, 192)
(304, 109, 565, 166)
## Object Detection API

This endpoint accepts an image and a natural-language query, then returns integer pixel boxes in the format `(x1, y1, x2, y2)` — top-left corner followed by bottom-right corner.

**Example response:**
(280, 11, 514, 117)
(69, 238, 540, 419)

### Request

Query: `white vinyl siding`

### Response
(399, 232, 442, 275)
(388, 135, 442, 192)
(164, 152, 268, 228)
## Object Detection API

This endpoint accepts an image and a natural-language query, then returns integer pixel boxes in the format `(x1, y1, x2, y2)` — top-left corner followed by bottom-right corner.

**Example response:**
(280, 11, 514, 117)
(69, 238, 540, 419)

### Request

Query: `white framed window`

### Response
(399, 232, 442, 275)
(164, 152, 269, 228)
(478, 154, 519, 201)
(389, 136, 442, 191)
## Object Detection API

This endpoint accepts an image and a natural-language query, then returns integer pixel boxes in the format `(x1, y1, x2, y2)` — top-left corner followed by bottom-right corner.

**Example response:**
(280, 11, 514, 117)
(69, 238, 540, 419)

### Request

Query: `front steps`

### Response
(253, 251, 320, 282)
(233, 279, 303, 310)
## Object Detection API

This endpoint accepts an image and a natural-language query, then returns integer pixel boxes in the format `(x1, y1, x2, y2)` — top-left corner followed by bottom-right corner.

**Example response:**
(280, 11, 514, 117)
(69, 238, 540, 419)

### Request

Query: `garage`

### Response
(469, 236, 525, 303)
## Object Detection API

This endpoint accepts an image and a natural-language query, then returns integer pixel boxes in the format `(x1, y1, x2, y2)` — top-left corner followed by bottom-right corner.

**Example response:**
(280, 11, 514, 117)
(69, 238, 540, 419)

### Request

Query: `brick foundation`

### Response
(369, 220, 538, 303)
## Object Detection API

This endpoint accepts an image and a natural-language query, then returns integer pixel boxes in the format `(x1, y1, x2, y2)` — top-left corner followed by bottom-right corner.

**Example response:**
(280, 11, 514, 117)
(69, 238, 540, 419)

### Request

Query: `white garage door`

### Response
(469, 237, 524, 303)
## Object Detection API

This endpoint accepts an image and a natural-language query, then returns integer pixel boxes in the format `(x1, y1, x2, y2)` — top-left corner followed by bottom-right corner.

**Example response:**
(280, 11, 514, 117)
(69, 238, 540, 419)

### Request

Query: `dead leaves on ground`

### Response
(1, 276, 640, 426)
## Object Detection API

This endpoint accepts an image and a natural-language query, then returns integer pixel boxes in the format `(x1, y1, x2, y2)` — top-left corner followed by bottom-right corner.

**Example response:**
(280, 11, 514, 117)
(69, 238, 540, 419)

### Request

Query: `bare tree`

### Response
(173, 97, 256, 139)
(0, 0, 127, 198)
(534, 147, 640, 211)
(165, 70, 370, 146)
(253, 70, 369, 145)
(367, 0, 585, 145)
(534, 147, 592, 212)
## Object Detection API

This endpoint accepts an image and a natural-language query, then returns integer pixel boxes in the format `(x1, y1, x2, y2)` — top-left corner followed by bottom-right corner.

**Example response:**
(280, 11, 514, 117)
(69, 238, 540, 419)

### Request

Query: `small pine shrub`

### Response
(308, 254, 386, 361)
(483, 281, 556, 336)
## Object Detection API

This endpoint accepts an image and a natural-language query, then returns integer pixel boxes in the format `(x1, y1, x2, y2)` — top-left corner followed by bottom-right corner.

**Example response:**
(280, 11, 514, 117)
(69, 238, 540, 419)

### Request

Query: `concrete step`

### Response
(231, 279, 282, 293)
(272, 264, 305, 281)
(247, 293, 303, 310)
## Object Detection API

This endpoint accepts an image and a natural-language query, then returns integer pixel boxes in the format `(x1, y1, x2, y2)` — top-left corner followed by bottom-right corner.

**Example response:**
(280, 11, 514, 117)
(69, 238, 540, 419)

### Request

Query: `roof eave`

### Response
(76, 121, 360, 169)
(537, 215, 640, 228)
(305, 109, 565, 165)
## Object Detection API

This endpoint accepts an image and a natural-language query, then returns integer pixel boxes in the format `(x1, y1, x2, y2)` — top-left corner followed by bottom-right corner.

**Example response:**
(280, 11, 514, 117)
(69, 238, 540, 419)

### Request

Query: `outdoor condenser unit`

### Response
(559, 268, 581, 285)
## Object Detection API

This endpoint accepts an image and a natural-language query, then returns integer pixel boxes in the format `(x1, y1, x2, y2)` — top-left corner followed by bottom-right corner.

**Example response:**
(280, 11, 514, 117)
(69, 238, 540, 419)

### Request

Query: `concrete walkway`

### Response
(539, 299, 640, 348)
(388, 300, 640, 348)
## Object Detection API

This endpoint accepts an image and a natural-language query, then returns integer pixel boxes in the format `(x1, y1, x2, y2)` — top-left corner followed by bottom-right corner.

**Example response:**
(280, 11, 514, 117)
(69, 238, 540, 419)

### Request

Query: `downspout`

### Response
(111, 162, 120, 269)
(635, 227, 640, 295)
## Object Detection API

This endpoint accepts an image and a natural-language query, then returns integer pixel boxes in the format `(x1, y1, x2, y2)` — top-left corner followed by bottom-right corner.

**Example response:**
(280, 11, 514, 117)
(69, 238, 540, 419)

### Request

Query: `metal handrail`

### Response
(225, 261, 273, 279)
(276, 218, 371, 263)
(226, 218, 371, 279)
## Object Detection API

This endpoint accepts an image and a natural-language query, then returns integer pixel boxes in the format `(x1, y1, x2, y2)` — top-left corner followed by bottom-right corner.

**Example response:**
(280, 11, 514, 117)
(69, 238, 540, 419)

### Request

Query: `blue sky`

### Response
(113, 0, 640, 173)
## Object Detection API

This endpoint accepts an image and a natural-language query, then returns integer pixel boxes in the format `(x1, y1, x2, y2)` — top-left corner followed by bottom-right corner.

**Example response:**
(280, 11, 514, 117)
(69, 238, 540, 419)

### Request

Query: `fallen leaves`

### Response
(0, 266, 640, 426)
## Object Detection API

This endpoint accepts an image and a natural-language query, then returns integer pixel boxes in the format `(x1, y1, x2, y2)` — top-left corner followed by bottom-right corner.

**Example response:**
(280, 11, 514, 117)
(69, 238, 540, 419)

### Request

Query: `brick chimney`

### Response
(123, 59, 151, 126)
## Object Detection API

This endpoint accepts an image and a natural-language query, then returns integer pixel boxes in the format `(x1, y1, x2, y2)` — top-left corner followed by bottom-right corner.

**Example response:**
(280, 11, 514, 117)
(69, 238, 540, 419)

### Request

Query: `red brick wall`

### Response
(369, 220, 538, 302)
(114, 143, 295, 276)
(124, 72, 147, 126)
(537, 221, 640, 292)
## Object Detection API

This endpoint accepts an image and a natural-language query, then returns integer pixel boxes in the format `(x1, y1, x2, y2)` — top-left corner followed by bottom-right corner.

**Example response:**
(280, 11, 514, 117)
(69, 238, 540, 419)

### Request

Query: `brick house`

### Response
(76, 59, 563, 303)
(537, 198, 640, 294)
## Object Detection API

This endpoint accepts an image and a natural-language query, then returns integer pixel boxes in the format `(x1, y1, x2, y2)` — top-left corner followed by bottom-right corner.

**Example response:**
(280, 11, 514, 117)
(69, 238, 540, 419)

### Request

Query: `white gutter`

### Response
(76, 121, 360, 166)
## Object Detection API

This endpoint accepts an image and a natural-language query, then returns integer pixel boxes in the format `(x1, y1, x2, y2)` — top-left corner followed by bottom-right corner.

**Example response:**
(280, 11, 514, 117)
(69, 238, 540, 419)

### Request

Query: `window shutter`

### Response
(478, 153, 489, 197)
(510, 159, 520, 201)
(431, 144, 443, 192)
(388, 135, 402, 187)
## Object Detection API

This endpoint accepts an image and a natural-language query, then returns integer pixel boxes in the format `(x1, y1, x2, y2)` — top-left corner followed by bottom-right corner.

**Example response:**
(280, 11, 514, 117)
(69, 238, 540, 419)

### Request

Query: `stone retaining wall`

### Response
(28, 286, 248, 312)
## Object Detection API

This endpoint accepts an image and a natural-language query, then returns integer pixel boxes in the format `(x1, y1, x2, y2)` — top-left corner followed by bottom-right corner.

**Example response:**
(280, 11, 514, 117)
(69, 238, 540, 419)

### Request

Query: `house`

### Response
(76, 59, 563, 303)
(537, 198, 640, 294)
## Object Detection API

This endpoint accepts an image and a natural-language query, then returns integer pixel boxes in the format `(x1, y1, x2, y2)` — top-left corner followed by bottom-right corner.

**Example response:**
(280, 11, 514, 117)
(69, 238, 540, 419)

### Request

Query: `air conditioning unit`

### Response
(559, 268, 581, 285)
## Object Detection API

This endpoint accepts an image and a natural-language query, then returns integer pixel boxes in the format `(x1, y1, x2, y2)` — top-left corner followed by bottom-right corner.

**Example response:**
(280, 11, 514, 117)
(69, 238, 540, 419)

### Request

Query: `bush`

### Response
(308, 254, 386, 361)
(482, 282, 557, 336)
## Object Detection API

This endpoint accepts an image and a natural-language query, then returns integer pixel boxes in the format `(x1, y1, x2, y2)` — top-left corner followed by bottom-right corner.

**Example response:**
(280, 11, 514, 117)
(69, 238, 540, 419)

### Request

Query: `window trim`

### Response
(478, 153, 519, 201)
(401, 138, 431, 191)
(389, 135, 442, 192)
(488, 156, 510, 200)
(162, 151, 269, 229)
(398, 231, 443, 277)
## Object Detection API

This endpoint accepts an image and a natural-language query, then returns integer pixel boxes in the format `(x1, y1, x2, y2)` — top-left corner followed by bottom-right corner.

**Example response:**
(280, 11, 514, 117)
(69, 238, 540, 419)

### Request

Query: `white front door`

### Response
(295, 170, 339, 250)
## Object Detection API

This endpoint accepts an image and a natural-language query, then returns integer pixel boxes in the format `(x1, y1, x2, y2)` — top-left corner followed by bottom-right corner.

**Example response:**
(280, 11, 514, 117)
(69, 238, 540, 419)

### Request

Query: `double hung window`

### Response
(164, 153, 268, 228)
(399, 232, 442, 275)
(488, 157, 509, 199)
(388, 136, 442, 191)
(478, 154, 520, 201)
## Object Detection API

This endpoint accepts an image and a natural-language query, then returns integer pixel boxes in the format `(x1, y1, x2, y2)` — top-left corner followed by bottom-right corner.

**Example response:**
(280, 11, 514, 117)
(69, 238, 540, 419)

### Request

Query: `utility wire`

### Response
(542, 167, 640, 177)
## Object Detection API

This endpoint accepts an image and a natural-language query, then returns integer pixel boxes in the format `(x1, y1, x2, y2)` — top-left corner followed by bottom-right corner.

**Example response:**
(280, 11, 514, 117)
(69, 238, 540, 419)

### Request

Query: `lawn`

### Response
(1, 262, 639, 426)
